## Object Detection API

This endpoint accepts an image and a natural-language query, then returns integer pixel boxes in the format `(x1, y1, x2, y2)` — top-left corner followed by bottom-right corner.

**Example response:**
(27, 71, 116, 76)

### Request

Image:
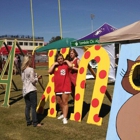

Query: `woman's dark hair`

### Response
(55, 53, 64, 62)
(69, 49, 78, 57)
(65, 54, 70, 60)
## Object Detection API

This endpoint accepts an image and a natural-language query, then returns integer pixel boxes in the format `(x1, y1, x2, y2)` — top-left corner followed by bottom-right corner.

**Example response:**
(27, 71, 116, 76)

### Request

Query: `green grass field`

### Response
(0, 68, 114, 140)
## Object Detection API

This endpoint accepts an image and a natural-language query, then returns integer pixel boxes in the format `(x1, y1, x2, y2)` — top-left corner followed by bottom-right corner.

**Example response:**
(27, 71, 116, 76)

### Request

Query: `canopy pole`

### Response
(58, 0, 63, 38)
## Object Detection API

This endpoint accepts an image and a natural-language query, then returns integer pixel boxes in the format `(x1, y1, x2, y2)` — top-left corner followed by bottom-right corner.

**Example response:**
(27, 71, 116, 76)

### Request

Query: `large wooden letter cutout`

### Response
(0, 40, 16, 107)
(70, 45, 110, 126)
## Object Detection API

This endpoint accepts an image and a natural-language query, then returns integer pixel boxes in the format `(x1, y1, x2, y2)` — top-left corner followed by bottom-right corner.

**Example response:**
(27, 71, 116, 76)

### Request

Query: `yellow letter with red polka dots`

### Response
(70, 45, 110, 126)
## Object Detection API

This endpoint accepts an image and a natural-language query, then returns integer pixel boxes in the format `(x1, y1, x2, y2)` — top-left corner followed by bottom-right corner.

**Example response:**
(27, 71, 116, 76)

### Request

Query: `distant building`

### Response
(0, 35, 48, 64)
(0, 35, 44, 52)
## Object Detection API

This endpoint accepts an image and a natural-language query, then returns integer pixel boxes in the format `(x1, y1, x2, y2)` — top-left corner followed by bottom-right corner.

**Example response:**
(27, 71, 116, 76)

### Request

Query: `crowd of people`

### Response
(0, 54, 21, 75)
(0, 56, 7, 72)
(20, 48, 80, 126)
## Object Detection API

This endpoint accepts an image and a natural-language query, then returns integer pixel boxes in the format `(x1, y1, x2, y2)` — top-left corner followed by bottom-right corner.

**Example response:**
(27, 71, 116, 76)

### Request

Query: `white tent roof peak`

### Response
(100, 20, 140, 43)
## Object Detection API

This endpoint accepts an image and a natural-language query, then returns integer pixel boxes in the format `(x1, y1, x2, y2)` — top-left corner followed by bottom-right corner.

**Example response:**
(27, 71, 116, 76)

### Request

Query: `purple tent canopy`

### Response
(71, 23, 117, 47)
(78, 23, 117, 40)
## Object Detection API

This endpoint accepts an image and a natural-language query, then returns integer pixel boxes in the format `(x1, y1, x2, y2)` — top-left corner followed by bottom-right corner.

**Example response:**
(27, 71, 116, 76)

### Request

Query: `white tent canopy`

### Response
(100, 20, 140, 44)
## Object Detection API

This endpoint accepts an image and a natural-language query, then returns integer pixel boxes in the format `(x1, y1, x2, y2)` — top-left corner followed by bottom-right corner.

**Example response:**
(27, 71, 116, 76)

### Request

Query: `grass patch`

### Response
(35, 66, 48, 70)
(0, 69, 114, 140)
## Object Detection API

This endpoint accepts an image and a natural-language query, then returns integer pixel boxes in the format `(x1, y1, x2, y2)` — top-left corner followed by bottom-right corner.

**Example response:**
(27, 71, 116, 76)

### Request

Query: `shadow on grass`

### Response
(0, 92, 23, 105)
(38, 103, 72, 122)
(99, 103, 111, 117)
(0, 88, 22, 94)
(108, 82, 115, 85)
(37, 101, 111, 122)
(67, 106, 74, 119)
(67, 101, 111, 120)
(31, 103, 62, 123)
(82, 101, 90, 119)
(37, 108, 49, 123)
(0, 91, 5, 95)
(9, 94, 23, 105)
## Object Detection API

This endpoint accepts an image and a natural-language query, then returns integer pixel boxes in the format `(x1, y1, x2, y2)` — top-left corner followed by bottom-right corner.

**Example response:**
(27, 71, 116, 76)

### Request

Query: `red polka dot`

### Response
(74, 112, 81, 121)
(94, 56, 100, 63)
(61, 48, 66, 54)
(51, 76, 54, 82)
(46, 86, 51, 94)
(99, 70, 107, 79)
(84, 51, 90, 59)
(91, 98, 99, 108)
(41, 95, 45, 101)
(50, 108, 54, 115)
(79, 67, 84, 74)
(51, 95, 56, 103)
(80, 80, 85, 89)
(49, 50, 54, 57)
(38, 107, 44, 114)
(95, 45, 101, 50)
(93, 114, 101, 122)
(100, 86, 107, 94)
(75, 93, 80, 101)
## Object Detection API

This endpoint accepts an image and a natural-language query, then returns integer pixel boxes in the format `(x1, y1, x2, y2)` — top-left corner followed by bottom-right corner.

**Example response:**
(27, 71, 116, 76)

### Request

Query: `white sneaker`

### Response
(57, 114, 64, 120)
(63, 118, 68, 124)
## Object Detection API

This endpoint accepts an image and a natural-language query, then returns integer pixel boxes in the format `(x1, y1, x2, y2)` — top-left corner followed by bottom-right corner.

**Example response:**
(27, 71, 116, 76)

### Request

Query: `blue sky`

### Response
(0, 0, 140, 43)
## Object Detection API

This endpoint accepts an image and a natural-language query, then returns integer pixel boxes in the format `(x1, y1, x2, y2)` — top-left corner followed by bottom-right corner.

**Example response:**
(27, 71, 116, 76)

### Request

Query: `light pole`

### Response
(90, 14, 95, 32)
(58, 0, 63, 38)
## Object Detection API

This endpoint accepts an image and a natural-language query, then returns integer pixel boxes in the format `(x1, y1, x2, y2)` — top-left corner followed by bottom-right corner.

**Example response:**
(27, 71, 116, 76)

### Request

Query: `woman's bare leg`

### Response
(62, 93, 70, 118)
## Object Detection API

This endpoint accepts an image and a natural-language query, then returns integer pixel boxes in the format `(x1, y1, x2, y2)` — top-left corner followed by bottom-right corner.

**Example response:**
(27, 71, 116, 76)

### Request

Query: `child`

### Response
(48, 53, 72, 124)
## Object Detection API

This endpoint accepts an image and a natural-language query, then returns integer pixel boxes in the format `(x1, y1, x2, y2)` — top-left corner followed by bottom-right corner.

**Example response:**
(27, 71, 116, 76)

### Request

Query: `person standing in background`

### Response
(21, 55, 42, 127)
(67, 49, 80, 100)
(13, 55, 18, 75)
(17, 55, 21, 74)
